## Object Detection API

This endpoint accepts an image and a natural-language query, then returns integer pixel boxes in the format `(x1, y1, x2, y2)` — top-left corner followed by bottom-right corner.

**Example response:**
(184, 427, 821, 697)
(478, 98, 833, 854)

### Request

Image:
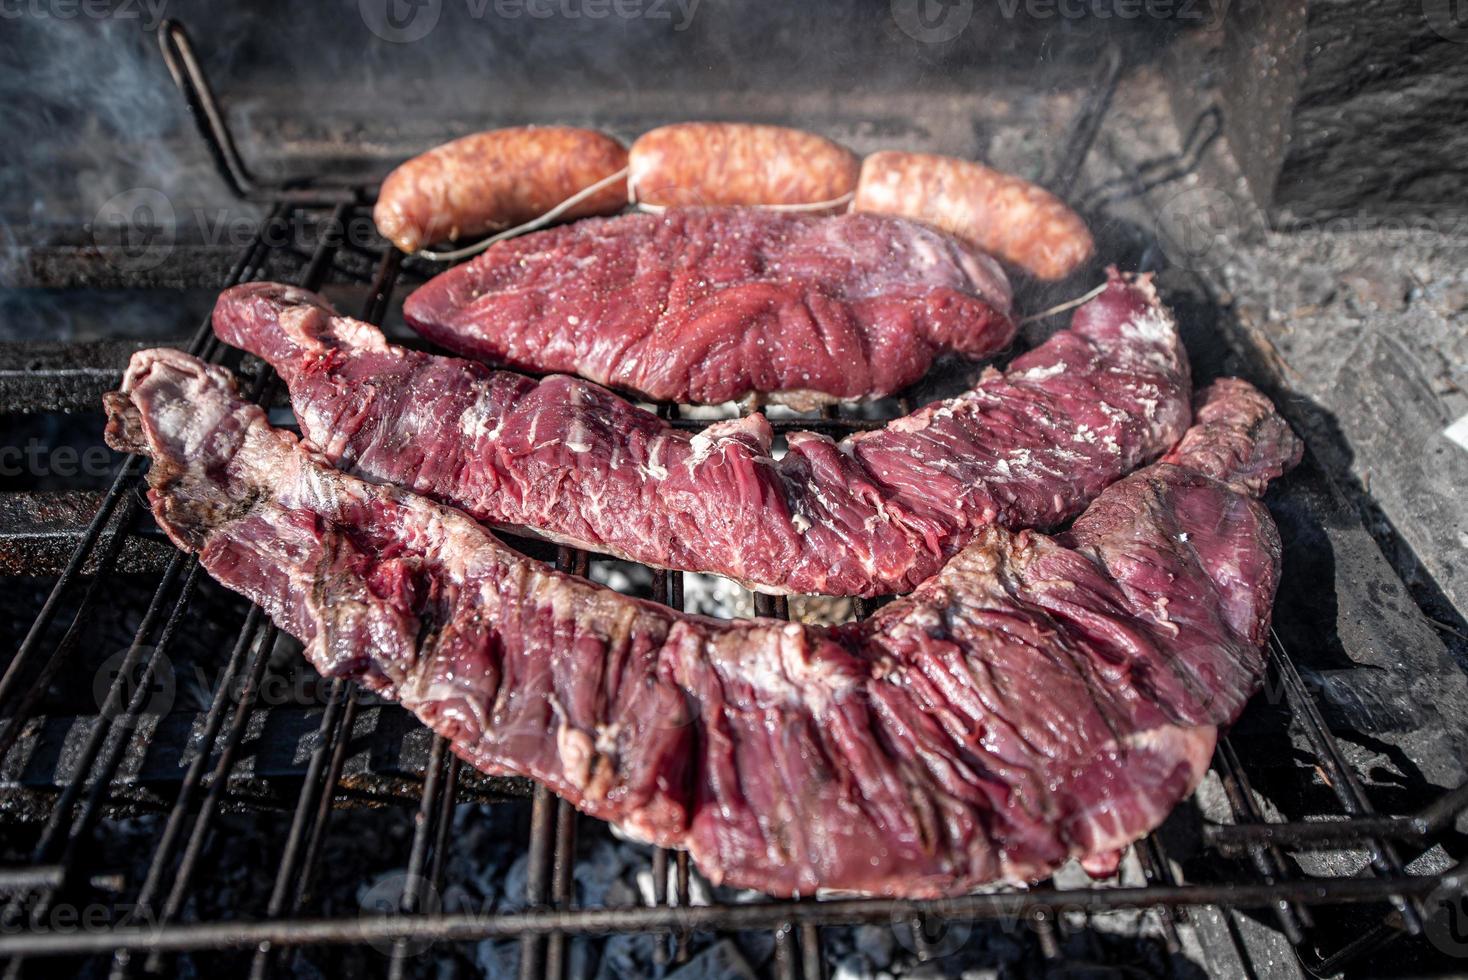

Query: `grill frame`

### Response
(1, 17, 1466, 979)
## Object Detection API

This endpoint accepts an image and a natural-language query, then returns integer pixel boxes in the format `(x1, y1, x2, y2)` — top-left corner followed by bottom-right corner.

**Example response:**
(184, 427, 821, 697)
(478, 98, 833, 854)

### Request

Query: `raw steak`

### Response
(105, 350, 1300, 898)
(402, 208, 1015, 407)
(213, 269, 1190, 597)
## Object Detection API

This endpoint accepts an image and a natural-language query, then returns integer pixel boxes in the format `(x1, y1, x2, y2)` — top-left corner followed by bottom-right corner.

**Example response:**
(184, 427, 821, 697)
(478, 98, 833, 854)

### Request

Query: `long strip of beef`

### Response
(105, 350, 1299, 898)
(401, 208, 1016, 407)
(214, 270, 1190, 597)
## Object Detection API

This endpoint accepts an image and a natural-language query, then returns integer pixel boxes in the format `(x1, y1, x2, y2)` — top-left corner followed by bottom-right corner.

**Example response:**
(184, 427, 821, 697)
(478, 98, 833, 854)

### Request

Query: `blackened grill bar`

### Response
(3, 202, 1465, 969)
(2, 17, 1466, 980)
(0, 866, 1463, 960)
(5, 205, 1462, 974)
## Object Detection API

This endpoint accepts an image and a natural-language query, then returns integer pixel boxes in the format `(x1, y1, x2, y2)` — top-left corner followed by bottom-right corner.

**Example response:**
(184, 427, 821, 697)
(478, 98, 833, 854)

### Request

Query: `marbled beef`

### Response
(401, 208, 1015, 407)
(105, 351, 1299, 898)
(213, 270, 1190, 597)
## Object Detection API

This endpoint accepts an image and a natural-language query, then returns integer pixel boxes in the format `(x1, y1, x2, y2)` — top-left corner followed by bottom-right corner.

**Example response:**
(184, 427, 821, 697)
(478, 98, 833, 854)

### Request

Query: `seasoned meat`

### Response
(214, 269, 1189, 597)
(105, 356, 1298, 898)
(401, 208, 1015, 407)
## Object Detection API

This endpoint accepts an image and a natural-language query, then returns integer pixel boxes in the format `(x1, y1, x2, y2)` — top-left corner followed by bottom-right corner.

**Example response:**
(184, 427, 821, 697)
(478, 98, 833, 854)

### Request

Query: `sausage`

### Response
(373, 126, 628, 253)
(628, 122, 860, 210)
(852, 151, 1094, 281)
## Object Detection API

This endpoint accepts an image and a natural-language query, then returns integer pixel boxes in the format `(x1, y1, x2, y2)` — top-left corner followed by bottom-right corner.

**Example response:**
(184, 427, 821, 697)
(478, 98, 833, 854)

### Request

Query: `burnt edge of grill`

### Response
(1, 18, 1466, 980)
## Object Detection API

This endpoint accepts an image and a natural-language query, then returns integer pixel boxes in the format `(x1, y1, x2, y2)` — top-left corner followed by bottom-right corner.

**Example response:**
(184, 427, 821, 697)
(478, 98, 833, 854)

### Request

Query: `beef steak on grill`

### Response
(401, 208, 1016, 407)
(104, 349, 1299, 898)
(213, 269, 1190, 597)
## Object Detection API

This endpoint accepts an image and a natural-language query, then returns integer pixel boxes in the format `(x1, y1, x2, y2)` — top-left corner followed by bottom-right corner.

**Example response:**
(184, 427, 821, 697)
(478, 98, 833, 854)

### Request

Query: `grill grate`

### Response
(1, 17, 1466, 979)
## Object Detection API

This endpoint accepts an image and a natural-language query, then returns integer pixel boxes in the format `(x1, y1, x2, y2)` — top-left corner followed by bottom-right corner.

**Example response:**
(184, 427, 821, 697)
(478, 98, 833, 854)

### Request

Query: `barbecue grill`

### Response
(3, 7, 1467, 978)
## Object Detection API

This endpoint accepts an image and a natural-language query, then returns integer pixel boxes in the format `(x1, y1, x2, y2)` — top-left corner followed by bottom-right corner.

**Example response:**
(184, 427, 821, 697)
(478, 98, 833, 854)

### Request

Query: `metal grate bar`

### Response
(158, 20, 356, 205)
(1133, 836, 1184, 955)
(118, 606, 268, 906)
(245, 208, 398, 980)
(2, 553, 199, 980)
(517, 785, 558, 980)
(0, 500, 136, 762)
(126, 222, 358, 975)
(247, 678, 354, 980)
(650, 846, 670, 967)
(1213, 738, 1311, 943)
(0, 207, 283, 725)
(24, 554, 174, 865)
(389, 735, 453, 980)
(542, 546, 587, 980)
(1205, 780, 1468, 851)
(1266, 636, 1426, 936)
(141, 623, 280, 976)
(294, 689, 364, 910)
(543, 798, 579, 979)
(1, 860, 1462, 959)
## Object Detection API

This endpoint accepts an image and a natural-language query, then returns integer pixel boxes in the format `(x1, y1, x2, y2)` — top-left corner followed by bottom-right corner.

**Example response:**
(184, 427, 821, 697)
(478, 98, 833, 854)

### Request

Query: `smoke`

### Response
(0, 0, 1180, 285)
(0, 14, 228, 228)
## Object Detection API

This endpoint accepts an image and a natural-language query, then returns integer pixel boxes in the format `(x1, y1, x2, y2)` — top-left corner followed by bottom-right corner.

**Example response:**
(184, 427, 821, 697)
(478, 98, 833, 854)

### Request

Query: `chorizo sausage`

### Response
(628, 122, 860, 211)
(852, 151, 1094, 281)
(373, 126, 628, 253)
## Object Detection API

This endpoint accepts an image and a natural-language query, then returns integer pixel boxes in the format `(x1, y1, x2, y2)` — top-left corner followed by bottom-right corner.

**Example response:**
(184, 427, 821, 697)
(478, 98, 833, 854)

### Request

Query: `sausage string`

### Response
(632, 191, 855, 214)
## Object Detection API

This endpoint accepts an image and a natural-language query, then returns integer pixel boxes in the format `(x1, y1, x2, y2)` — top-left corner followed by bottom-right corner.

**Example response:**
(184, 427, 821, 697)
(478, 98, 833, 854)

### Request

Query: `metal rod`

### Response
(543, 798, 579, 980)
(110, 607, 270, 979)
(146, 203, 367, 977)
(518, 784, 557, 980)
(1133, 837, 1183, 954)
(0, 864, 1460, 959)
(651, 847, 670, 967)
(673, 852, 692, 964)
(0, 500, 135, 761)
(1268, 635, 1425, 934)
(389, 736, 451, 980)
(1049, 41, 1124, 198)
(771, 921, 798, 980)
(1213, 738, 1312, 940)
(143, 625, 280, 976)
(0, 208, 277, 720)
(428, 757, 462, 893)
(0, 460, 139, 718)
(247, 677, 353, 980)
(291, 687, 362, 911)
(1204, 777, 1468, 851)
(157, 21, 355, 204)
(30, 555, 189, 863)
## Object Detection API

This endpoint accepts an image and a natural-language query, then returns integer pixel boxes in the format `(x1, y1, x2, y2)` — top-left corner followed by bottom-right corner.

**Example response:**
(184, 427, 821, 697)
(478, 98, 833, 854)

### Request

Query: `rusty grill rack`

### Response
(1, 18, 1466, 979)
